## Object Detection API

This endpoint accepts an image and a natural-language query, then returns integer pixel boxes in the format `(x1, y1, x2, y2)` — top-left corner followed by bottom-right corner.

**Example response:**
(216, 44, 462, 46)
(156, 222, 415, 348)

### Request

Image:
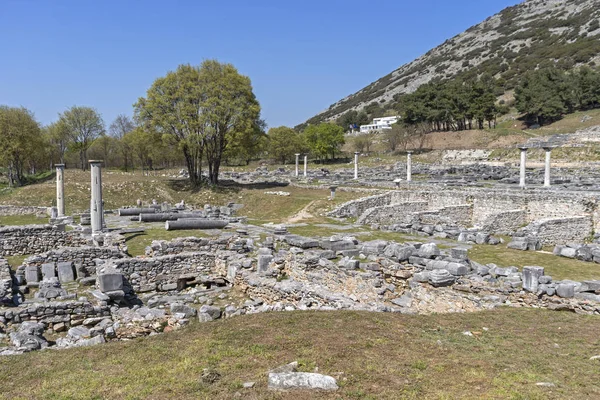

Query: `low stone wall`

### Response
(328, 192, 394, 219)
(418, 205, 473, 227)
(330, 187, 600, 234)
(113, 251, 225, 292)
(478, 210, 527, 234)
(0, 300, 110, 331)
(0, 205, 48, 217)
(145, 236, 249, 257)
(23, 246, 126, 277)
(522, 216, 593, 246)
(0, 225, 89, 256)
(357, 201, 428, 225)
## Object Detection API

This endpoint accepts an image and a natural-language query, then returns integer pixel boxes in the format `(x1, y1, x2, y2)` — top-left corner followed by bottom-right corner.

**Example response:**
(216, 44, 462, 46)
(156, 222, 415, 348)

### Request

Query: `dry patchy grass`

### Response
(0, 309, 599, 399)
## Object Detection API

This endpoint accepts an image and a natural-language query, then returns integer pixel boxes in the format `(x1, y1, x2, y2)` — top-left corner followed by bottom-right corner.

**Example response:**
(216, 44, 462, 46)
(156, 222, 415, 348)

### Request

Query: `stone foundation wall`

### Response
(357, 201, 428, 225)
(478, 210, 527, 234)
(0, 300, 110, 330)
(24, 246, 126, 276)
(0, 225, 88, 256)
(331, 188, 600, 235)
(0, 206, 48, 217)
(521, 216, 593, 246)
(113, 251, 224, 292)
(145, 236, 248, 257)
(328, 192, 393, 218)
(418, 205, 473, 227)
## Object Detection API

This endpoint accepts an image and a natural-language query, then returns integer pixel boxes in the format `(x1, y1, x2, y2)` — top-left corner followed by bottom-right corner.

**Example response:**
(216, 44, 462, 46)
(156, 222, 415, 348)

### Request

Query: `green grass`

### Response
(0, 170, 366, 224)
(0, 214, 47, 226)
(0, 309, 599, 399)
(469, 244, 600, 281)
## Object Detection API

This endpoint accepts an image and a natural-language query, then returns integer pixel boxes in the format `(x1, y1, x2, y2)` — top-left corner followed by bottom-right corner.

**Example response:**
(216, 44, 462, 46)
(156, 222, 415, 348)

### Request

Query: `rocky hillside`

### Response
(303, 0, 600, 127)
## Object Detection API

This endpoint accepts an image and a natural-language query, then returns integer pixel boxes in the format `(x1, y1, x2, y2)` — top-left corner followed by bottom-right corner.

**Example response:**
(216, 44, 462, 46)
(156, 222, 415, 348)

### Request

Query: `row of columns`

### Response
(519, 146, 554, 188)
(54, 160, 104, 233)
(294, 146, 552, 189)
(293, 151, 413, 182)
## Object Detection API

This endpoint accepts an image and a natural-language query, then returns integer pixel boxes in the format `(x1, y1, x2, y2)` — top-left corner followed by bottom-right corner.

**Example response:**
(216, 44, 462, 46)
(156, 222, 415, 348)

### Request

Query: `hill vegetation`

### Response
(301, 0, 600, 128)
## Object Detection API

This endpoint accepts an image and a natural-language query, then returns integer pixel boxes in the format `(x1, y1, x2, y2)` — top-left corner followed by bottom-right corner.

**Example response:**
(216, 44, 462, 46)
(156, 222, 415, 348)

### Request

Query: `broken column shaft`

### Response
(89, 160, 104, 233)
(543, 146, 554, 187)
(406, 151, 413, 182)
(55, 164, 65, 217)
(165, 219, 228, 231)
(295, 153, 300, 177)
(519, 147, 527, 188)
(354, 152, 359, 179)
(303, 155, 308, 178)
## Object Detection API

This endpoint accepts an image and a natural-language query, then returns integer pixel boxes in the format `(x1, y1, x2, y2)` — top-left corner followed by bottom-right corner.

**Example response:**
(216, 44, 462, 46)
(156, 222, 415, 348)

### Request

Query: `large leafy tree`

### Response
(0, 106, 43, 186)
(135, 60, 261, 186)
(304, 123, 345, 161)
(44, 120, 70, 165)
(515, 69, 569, 125)
(59, 106, 105, 170)
(198, 60, 261, 184)
(109, 114, 135, 171)
(267, 126, 305, 164)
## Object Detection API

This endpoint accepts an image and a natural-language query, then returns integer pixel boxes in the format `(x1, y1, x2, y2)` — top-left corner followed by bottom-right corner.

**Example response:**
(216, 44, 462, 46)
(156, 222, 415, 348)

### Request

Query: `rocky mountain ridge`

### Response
(302, 0, 600, 127)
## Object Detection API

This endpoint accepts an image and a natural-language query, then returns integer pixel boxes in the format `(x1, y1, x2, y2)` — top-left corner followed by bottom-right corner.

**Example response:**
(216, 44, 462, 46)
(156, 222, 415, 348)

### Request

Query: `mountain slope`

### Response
(302, 0, 600, 127)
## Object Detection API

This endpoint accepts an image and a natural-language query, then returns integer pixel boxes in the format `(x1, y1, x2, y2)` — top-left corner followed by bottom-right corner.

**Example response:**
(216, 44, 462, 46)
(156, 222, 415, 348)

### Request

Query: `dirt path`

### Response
(287, 200, 317, 223)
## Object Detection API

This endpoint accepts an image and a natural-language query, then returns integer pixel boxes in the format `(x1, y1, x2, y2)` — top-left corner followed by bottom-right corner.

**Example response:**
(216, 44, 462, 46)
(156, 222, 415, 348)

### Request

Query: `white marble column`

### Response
(303, 155, 307, 178)
(519, 147, 527, 188)
(543, 146, 553, 187)
(406, 151, 413, 182)
(295, 153, 300, 177)
(55, 164, 65, 217)
(354, 152, 359, 179)
(329, 185, 337, 200)
(89, 160, 104, 233)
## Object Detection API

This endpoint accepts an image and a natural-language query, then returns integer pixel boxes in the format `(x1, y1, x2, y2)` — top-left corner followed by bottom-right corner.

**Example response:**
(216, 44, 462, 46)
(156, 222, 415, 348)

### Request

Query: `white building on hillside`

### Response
(359, 116, 400, 133)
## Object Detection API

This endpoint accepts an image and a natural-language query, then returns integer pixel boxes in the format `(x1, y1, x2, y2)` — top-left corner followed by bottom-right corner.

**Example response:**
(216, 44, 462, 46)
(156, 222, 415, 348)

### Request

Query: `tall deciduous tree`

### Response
(0, 106, 42, 186)
(198, 60, 261, 185)
(45, 120, 70, 165)
(267, 126, 305, 164)
(135, 60, 261, 186)
(59, 106, 105, 170)
(304, 123, 345, 162)
(109, 114, 135, 171)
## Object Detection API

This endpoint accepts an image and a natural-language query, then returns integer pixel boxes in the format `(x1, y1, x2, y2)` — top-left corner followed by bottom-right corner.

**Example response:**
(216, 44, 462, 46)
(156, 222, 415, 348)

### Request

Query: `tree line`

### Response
(0, 59, 348, 187)
(515, 66, 600, 125)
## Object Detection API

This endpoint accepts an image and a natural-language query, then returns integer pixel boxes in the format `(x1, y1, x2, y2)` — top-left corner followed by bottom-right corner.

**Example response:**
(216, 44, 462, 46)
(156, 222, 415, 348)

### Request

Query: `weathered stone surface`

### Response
(257, 255, 273, 275)
(57, 262, 75, 283)
(418, 243, 440, 259)
(170, 303, 197, 318)
(522, 266, 545, 293)
(428, 269, 456, 287)
(198, 305, 221, 322)
(97, 273, 123, 293)
(556, 283, 576, 298)
(268, 372, 338, 391)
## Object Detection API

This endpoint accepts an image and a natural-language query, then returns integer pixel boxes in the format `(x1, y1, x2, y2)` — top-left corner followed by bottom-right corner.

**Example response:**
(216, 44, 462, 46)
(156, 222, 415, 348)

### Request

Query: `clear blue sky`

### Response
(0, 0, 519, 129)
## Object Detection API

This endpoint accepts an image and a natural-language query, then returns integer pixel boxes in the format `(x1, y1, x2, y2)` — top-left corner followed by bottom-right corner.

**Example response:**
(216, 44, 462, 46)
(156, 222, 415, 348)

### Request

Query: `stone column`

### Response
(55, 164, 65, 217)
(406, 151, 413, 182)
(295, 153, 300, 177)
(303, 155, 308, 178)
(89, 160, 104, 233)
(519, 147, 527, 188)
(354, 152, 359, 179)
(543, 146, 553, 187)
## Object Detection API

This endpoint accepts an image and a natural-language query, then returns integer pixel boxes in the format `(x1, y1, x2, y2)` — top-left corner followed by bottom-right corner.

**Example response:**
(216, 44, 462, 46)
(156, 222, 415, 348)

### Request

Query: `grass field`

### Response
(0, 170, 366, 223)
(0, 308, 598, 400)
